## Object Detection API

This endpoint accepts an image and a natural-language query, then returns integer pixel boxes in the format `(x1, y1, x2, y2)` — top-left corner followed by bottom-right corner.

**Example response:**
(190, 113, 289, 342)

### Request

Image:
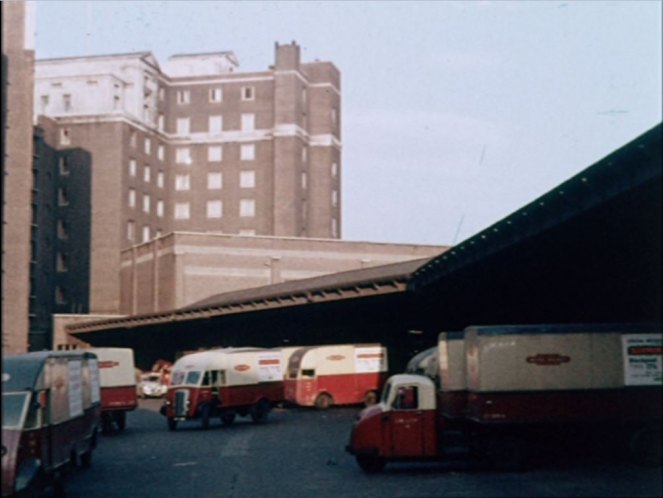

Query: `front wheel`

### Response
(356, 455, 386, 473)
(200, 405, 211, 430)
(167, 417, 178, 431)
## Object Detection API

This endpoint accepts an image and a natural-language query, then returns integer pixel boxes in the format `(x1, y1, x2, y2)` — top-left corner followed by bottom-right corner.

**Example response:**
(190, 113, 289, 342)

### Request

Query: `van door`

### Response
(386, 385, 426, 457)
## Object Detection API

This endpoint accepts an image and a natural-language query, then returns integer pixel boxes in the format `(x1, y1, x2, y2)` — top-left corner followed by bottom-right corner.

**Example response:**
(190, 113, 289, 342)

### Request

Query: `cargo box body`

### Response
(285, 344, 388, 408)
(440, 324, 662, 425)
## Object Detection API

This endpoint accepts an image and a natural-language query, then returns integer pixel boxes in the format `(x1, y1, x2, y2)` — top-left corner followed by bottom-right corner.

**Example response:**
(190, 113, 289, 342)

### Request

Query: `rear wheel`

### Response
(315, 393, 334, 410)
(627, 425, 662, 467)
(116, 412, 126, 431)
(356, 455, 386, 473)
(250, 399, 271, 423)
(221, 411, 236, 426)
(364, 391, 378, 406)
(167, 417, 178, 431)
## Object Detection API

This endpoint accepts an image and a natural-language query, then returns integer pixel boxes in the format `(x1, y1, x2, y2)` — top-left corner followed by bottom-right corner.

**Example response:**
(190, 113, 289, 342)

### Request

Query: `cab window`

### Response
(393, 385, 418, 410)
(185, 371, 201, 386)
(301, 369, 315, 378)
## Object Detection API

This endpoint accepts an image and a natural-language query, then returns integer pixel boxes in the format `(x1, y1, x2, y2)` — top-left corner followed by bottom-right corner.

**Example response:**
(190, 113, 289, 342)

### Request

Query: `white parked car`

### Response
(138, 373, 167, 398)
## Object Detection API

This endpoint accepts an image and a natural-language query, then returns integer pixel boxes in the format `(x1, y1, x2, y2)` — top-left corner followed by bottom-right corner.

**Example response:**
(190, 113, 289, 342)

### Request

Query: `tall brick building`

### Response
(2, 0, 36, 354)
(34, 42, 342, 315)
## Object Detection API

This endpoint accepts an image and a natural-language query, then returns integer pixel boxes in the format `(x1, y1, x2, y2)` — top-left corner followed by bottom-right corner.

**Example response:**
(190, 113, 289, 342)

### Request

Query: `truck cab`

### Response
(347, 374, 438, 472)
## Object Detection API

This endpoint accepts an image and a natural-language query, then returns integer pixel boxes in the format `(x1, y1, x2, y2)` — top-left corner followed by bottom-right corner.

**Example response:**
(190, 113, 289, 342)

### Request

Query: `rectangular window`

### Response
(208, 145, 222, 162)
(40, 95, 49, 112)
(175, 174, 191, 191)
(240, 170, 255, 188)
(332, 217, 338, 238)
(113, 95, 121, 110)
(143, 194, 151, 213)
(157, 171, 164, 188)
(60, 128, 71, 146)
(206, 200, 223, 218)
(63, 94, 72, 112)
(128, 188, 136, 208)
(176, 118, 190, 135)
(332, 189, 338, 207)
(331, 162, 338, 177)
(143, 165, 151, 183)
(176, 147, 191, 164)
(240, 199, 255, 217)
(209, 87, 223, 102)
(127, 220, 135, 241)
(57, 220, 68, 240)
(177, 90, 190, 104)
(241, 113, 255, 131)
(239, 229, 256, 236)
(157, 144, 165, 161)
(159, 87, 165, 101)
(59, 157, 70, 175)
(302, 146, 307, 163)
(207, 172, 222, 190)
(241, 86, 255, 101)
(56, 253, 67, 272)
(331, 107, 337, 125)
(130, 130, 137, 148)
(174, 202, 190, 220)
(158, 114, 165, 131)
(129, 159, 137, 176)
(156, 200, 164, 217)
(144, 138, 152, 155)
(142, 225, 151, 243)
(58, 188, 69, 206)
(209, 115, 223, 134)
(55, 287, 66, 305)
(240, 144, 255, 161)
(301, 171, 307, 189)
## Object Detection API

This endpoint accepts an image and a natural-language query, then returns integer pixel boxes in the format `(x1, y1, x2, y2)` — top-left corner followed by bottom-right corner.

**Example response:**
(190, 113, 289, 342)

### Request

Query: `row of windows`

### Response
(126, 194, 257, 220)
(175, 143, 255, 163)
(176, 86, 255, 105)
(173, 113, 255, 136)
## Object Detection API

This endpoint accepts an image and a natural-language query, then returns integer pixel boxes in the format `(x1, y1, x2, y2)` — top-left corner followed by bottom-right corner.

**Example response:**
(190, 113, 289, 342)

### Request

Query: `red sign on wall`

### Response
(526, 354, 571, 366)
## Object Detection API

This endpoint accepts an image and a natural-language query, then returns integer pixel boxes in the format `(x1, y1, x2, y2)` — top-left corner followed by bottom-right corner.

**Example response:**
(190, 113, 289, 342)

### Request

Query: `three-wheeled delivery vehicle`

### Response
(2, 350, 101, 497)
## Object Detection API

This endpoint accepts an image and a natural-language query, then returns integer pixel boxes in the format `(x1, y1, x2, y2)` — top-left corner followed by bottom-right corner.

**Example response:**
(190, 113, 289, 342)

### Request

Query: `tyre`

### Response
(80, 449, 93, 469)
(356, 455, 386, 474)
(201, 405, 211, 430)
(314, 393, 333, 410)
(364, 391, 378, 406)
(115, 412, 126, 431)
(628, 425, 662, 467)
(220, 411, 236, 426)
(250, 399, 271, 423)
(167, 417, 178, 431)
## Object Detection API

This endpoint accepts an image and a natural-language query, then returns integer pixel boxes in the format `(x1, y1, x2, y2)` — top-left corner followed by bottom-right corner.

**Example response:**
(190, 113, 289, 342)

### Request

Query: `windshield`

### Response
(2, 393, 30, 429)
(170, 370, 201, 386)
(380, 381, 392, 404)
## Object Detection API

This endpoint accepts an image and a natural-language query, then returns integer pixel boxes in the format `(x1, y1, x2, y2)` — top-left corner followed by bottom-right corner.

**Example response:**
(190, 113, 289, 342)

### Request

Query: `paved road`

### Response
(61, 399, 661, 498)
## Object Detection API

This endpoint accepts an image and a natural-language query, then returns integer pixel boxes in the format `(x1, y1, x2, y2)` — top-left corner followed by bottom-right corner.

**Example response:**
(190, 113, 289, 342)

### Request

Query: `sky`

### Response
(33, 1, 662, 246)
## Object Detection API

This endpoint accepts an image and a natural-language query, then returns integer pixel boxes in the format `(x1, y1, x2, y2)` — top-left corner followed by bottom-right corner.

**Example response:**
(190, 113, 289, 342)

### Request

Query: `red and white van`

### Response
(2, 350, 101, 497)
(89, 348, 138, 433)
(284, 344, 388, 409)
(160, 348, 284, 430)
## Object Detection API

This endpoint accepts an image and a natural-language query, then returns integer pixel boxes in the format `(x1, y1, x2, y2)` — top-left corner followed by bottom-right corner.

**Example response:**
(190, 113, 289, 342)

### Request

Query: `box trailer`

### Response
(160, 348, 283, 430)
(89, 348, 138, 433)
(285, 344, 388, 409)
(2, 351, 101, 497)
(347, 323, 662, 472)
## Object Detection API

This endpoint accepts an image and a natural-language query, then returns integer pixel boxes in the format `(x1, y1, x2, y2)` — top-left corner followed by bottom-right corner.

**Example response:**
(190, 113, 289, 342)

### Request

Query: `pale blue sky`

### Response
(34, 1, 662, 245)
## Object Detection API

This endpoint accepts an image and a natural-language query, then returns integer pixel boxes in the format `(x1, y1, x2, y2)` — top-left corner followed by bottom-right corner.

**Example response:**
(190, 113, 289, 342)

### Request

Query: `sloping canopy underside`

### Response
(72, 124, 661, 371)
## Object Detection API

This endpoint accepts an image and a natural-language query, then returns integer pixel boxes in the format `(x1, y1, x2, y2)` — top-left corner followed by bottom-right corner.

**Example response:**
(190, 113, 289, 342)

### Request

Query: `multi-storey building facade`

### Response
(2, 0, 36, 354)
(34, 42, 342, 314)
(30, 118, 92, 351)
